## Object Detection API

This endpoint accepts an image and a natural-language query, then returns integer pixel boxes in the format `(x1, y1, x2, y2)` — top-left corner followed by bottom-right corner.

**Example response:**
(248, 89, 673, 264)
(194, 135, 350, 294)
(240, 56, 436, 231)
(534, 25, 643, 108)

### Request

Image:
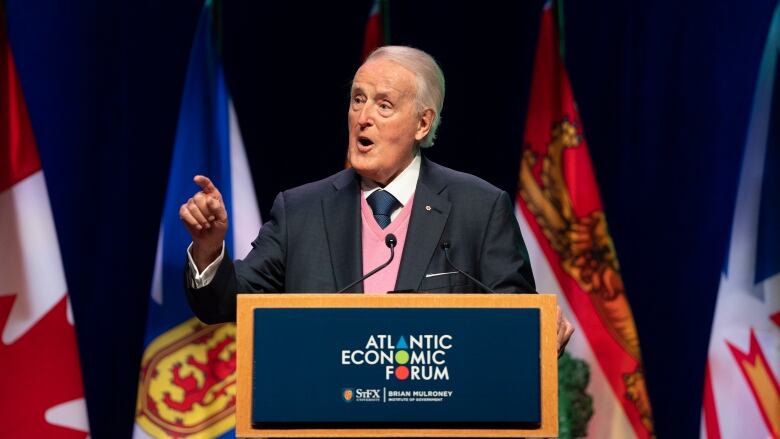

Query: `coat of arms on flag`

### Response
(133, 1, 261, 437)
(515, 2, 654, 437)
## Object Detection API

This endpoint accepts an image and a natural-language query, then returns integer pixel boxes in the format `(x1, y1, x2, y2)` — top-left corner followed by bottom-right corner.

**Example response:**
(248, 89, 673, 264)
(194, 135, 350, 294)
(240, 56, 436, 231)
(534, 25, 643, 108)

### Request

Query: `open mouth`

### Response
(357, 136, 374, 147)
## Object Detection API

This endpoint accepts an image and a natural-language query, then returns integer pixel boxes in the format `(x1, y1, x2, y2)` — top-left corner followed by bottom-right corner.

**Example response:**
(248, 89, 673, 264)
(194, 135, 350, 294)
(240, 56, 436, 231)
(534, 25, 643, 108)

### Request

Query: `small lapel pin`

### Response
(425, 205, 432, 211)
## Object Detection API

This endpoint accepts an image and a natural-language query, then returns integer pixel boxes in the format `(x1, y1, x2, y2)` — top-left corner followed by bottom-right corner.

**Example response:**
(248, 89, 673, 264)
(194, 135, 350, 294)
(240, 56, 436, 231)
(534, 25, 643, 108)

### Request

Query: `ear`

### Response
(414, 108, 435, 141)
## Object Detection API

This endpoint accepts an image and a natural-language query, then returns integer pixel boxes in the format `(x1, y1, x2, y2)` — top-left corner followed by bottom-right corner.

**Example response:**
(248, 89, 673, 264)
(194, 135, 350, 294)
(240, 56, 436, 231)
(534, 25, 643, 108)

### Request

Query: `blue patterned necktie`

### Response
(367, 190, 401, 229)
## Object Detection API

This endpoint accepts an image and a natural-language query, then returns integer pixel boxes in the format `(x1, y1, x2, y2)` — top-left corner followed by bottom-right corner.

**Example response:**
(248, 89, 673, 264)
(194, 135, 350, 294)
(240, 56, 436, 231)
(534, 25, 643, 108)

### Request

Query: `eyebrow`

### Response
(350, 84, 400, 102)
(374, 91, 392, 101)
(351, 87, 394, 99)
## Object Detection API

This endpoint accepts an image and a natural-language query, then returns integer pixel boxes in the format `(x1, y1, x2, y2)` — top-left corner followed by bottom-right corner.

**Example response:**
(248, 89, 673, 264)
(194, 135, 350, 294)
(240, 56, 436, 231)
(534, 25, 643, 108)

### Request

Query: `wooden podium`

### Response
(235, 294, 558, 438)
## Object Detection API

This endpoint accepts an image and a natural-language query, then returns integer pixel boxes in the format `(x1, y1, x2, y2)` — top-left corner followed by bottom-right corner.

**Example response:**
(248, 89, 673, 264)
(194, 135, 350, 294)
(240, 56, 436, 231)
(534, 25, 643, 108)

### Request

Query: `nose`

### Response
(356, 103, 373, 128)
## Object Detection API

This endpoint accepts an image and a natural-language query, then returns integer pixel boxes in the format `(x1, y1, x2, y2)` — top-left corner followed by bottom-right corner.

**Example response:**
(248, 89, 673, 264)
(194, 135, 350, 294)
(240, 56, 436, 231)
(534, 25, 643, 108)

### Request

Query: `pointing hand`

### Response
(179, 175, 229, 270)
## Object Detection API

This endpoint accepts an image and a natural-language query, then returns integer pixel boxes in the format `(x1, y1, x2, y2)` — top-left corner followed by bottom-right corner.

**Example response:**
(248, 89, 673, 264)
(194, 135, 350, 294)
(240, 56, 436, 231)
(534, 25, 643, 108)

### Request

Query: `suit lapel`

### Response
(395, 158, 451, 291)
(322, 170, 363, 293)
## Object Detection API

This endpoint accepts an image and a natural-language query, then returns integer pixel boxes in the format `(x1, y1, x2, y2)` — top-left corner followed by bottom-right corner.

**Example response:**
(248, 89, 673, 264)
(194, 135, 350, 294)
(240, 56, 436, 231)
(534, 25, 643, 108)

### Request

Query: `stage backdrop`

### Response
(4, 0, 777, 437)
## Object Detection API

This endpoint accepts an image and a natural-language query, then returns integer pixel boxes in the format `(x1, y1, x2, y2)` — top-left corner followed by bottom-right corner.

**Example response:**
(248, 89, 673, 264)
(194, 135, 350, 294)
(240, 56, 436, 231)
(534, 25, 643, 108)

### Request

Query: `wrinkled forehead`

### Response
(351, 59, 418, 97)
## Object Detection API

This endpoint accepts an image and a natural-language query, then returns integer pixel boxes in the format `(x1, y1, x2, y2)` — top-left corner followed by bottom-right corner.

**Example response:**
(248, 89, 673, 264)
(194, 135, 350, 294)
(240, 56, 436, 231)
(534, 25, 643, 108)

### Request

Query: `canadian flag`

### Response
(0, 10, 90, 439)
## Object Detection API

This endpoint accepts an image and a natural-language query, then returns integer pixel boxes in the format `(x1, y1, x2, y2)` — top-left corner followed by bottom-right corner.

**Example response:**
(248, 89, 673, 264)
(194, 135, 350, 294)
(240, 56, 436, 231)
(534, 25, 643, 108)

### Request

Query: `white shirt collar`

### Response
(360, 152, 421, 206)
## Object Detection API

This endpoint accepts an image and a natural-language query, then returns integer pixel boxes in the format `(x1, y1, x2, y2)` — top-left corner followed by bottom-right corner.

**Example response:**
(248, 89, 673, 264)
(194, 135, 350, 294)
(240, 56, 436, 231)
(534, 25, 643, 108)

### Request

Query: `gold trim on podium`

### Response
(236, 294, 558, 438)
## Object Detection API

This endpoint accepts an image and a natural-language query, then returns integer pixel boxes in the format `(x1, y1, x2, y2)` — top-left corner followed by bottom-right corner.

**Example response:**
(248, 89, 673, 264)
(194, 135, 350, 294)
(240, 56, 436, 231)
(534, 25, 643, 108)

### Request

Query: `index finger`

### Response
(193, 175, 221, 198)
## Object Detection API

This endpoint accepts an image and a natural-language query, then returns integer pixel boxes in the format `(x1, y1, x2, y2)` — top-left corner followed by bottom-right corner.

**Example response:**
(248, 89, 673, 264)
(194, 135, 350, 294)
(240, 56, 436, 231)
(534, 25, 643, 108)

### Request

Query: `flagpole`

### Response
(555, 0, 566, 59)
(381, 0, 391, 44)
(213, 0, 223, 56)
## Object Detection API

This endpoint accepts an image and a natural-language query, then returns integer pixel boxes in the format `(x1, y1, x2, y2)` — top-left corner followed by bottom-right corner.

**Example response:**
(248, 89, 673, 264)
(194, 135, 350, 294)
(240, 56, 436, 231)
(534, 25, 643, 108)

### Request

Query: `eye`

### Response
(378, 101, 393, 114)
(351, 94, 366, 107)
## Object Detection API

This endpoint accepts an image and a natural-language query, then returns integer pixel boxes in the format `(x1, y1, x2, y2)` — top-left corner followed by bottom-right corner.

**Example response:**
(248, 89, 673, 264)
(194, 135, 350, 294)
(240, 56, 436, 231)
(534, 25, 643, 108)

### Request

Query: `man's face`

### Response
(347, 59, 432, 186)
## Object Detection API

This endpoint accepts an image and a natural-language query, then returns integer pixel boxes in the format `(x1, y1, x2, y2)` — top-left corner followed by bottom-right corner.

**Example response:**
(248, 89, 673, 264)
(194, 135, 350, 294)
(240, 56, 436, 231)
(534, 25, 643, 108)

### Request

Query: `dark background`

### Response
(4, 0, 776, 437)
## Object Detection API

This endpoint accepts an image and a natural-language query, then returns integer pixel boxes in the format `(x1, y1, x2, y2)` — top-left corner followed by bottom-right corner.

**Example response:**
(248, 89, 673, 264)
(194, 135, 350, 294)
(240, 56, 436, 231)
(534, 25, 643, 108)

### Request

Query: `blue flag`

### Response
(134, 1, 261, 437)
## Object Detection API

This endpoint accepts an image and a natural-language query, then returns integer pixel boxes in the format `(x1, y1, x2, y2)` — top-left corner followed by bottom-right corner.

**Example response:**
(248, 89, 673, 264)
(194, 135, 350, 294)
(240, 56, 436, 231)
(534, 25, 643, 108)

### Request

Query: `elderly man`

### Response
(181, 46, 573, 353)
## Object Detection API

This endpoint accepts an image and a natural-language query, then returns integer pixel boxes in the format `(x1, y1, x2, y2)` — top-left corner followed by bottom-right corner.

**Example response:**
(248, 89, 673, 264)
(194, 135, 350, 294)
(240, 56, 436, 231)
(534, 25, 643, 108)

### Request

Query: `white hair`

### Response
(365, 46, 445, 148)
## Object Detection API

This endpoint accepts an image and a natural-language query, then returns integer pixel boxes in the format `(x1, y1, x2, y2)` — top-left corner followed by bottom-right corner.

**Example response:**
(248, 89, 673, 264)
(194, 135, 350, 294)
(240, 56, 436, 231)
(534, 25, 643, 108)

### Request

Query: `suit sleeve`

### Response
(185, 192, 288, 323)
(479, 191, 536, 293)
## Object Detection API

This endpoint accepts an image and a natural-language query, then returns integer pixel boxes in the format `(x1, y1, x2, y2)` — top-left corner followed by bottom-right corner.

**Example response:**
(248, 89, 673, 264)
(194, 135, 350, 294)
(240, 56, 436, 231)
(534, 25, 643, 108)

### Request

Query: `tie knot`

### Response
(367, 190, 400, 229)
(367, 190, 400, 216)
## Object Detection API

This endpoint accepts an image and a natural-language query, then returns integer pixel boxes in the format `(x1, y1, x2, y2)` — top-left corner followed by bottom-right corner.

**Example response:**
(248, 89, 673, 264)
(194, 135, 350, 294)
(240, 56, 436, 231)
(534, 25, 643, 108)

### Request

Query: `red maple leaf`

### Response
(0, 294, 88, 438)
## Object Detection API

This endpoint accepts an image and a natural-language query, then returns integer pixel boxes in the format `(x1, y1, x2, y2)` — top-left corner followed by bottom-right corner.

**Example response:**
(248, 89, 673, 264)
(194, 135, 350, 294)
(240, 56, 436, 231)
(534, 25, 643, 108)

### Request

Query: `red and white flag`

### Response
(515, 2, 654, 437)
(0, 8, 90, 438)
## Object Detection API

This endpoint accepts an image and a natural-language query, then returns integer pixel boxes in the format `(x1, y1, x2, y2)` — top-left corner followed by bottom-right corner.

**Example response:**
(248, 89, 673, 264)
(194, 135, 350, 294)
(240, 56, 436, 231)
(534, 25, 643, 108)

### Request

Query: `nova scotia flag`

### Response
(133, 1, 261, 437)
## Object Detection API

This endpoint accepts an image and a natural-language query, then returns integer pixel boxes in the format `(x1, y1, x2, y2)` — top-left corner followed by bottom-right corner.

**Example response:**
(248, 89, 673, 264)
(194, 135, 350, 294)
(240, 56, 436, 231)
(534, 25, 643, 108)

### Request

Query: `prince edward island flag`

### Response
(515, 2, 654, 438)
(701, 2, 780, 438)
(133, 1, 261, 438)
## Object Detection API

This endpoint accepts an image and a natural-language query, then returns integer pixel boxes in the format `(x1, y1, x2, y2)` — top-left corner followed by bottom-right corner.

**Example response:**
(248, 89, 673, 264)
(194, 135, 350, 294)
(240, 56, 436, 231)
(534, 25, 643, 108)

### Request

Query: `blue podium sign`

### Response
(251, 307, 541, 429)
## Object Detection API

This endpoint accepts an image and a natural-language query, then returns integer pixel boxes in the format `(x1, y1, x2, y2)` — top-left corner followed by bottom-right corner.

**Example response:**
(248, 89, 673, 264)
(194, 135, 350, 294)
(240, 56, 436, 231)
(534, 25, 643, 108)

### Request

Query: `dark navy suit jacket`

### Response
(186, 157, 535, 323)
